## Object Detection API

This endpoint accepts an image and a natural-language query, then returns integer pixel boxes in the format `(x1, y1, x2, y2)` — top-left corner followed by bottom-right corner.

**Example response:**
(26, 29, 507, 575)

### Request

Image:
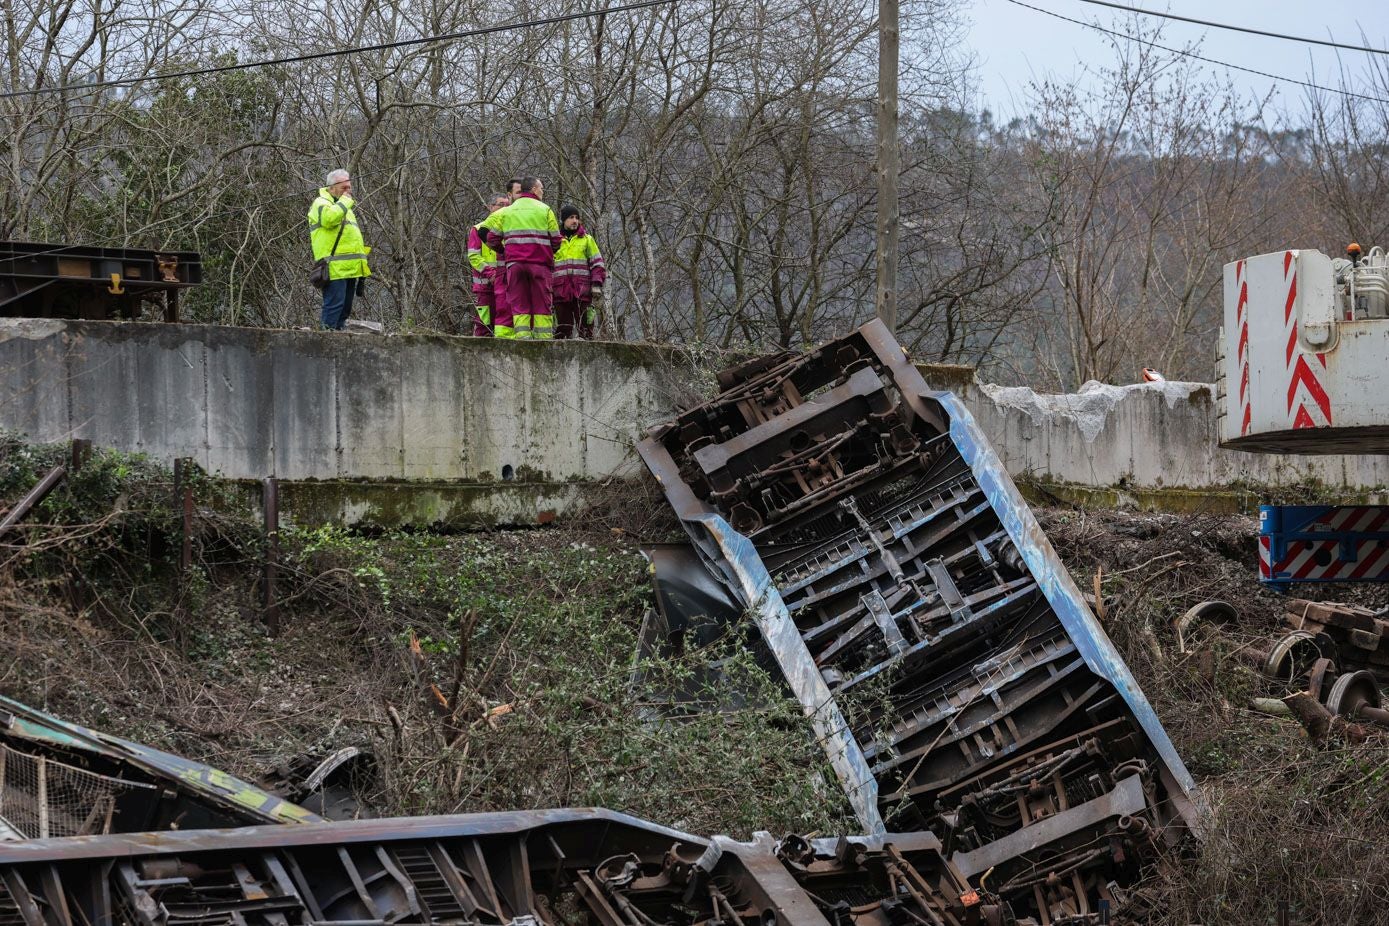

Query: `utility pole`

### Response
(875, 0, 899, 334)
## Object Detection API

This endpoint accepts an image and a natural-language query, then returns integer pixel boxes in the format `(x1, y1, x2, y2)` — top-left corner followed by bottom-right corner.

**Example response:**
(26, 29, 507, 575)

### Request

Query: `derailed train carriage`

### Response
(637, 321, 1201, 922)
(0, 694, 323, 838)
(0, 694, 1026, 924)
(0, 810, 1020, 926)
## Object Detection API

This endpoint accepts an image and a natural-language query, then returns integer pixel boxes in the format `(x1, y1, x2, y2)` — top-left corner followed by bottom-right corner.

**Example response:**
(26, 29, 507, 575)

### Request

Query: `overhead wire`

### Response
(0, 0, 682, 101)
(1069, 0, 1389, 58)
(0, 125, 510, 268)
(0, 0, 682, 265)
(1002, 0, 1389, 106)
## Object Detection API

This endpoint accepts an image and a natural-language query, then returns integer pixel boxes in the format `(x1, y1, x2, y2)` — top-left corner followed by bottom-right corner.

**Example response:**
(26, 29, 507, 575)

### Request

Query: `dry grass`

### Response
(0, 436, 852, 839)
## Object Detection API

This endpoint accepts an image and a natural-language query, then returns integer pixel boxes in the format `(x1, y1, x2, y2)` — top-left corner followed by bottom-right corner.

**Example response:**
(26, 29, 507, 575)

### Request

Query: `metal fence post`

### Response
(173, 458, 193, 576)
(261, 477, 280, 633)
(70, 438, 91, 472)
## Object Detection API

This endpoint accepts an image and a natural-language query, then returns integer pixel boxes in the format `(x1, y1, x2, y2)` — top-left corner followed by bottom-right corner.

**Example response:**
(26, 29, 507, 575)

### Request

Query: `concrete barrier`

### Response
(0, 318, 708, 525)
(3, 318, 1387, 523)
(957, 379, 1389, 507)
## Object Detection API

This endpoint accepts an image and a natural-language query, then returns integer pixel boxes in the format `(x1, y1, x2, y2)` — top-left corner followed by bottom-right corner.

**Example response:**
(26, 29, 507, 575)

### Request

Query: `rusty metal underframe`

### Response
(637, 321, 1199, 924)
(0, 810, 1021, 926)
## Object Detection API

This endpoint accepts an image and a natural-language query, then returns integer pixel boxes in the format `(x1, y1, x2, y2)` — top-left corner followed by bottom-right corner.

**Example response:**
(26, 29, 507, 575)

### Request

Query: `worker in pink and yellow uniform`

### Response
(552, 205, 607, 340)
(466, 192, 511, 336)
(488, 178, 523, 338)
(480, 177, 561, 339)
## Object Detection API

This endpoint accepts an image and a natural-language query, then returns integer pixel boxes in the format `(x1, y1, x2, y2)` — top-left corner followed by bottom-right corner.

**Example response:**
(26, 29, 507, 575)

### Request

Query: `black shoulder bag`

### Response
(309, 206, 348, 290)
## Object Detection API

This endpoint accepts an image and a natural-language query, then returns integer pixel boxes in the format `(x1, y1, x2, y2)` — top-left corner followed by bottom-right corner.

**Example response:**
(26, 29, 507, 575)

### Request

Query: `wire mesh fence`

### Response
(0, 743, 158, 838)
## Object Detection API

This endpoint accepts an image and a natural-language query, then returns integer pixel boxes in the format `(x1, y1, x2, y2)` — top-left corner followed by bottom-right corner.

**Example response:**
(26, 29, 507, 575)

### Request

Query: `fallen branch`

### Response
(1104, 550, 1182, 579)
(407, 631, 451, 719)
(1285, 692, 1332, 745)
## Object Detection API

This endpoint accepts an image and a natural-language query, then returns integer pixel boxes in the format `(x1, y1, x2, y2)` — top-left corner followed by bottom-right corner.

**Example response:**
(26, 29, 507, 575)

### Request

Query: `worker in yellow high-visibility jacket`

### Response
(467, 192, 511, 335)
(308, 169, 372, 330)
(553, 205, 606, 339)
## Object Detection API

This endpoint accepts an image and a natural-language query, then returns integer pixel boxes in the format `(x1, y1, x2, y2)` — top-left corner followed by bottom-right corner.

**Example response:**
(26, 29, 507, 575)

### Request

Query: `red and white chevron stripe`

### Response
(1262, 507, 1389, 581)
(1235, 259, 1252, 435)
(1281, 250, 1332, 430)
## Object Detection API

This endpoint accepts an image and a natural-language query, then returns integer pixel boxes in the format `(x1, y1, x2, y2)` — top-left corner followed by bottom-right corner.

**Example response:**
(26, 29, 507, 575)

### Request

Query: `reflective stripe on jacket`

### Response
(480, 193, 560, 266)
(308, 188, 371, 281)
(553, 227, 605, 303)
(467, 224, 499, 294)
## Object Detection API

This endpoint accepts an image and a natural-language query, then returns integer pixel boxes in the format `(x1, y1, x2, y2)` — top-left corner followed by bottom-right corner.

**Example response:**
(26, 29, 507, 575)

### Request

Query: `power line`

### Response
(1004, 0, 1389, 107)
(0, 123, 520, 268)
(1070, 0, 1389, 58)
(0, 0, 680, 101)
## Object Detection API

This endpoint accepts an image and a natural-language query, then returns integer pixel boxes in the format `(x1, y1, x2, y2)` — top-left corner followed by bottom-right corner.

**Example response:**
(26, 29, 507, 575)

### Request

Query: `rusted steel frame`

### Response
(0, 242, 200, 322)
(0, 278, 54, 310)
(173, 458, 194, 575)
(702, 834, 835, 926)
(867, 646, 1088, 772)
(638, 320, 1200, 921)
(1281, 599, 1389, 672)
(1357, 703, 1389, 726)
(950, 775, 1147, 880)
(0, 465, 67, 540)
(0, 810, 1007, 926)
(0, 439, 91, 542)
(0, 809, 694, 863)
(68, 438, 91, 472)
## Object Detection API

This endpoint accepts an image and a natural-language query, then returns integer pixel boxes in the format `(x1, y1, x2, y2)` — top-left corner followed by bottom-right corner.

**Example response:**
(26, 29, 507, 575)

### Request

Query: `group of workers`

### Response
(308, 170, 606, 339)
(467, 177, 606, 339)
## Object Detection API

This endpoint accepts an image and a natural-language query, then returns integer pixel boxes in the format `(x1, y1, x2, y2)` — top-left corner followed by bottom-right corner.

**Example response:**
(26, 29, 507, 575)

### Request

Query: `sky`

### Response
(963, 0, 1389, 118)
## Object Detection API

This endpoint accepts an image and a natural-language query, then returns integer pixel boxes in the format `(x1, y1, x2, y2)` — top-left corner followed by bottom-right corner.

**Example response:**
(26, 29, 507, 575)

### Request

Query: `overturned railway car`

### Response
(638, 321, 1199, 922)
(0, 810, 1019, 926)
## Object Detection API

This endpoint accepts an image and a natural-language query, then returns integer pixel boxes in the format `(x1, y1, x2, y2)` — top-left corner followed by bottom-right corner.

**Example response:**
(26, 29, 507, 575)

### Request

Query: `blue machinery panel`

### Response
(1259, 504, 1389, 589)
(638, 321, 1199, 924)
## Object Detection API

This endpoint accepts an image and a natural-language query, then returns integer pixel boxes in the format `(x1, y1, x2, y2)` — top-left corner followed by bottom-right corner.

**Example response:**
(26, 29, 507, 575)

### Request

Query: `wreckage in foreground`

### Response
(638, 321, 1200, 922)
(0, 694, 322, 838)
(0, 809, 1022, 926)
(0, 696, 1022, 923)
(0, 693, 376, 838)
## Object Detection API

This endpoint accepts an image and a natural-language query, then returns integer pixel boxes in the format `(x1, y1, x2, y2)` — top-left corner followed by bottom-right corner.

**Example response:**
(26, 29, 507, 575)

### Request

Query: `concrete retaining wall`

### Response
(4, 318, 1388, 524)
(959, 379, 1389, 500)
(1, 318, 699, 483)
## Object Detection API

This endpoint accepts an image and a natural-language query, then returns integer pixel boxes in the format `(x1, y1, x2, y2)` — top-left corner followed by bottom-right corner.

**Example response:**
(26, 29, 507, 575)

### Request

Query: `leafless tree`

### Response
(4, 0, 1373, 387)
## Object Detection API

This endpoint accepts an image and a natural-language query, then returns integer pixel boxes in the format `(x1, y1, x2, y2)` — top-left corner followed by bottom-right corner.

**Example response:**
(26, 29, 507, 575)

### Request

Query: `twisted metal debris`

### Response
(0, 809, 1023, 926)
(637, 320, 1200, 922)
